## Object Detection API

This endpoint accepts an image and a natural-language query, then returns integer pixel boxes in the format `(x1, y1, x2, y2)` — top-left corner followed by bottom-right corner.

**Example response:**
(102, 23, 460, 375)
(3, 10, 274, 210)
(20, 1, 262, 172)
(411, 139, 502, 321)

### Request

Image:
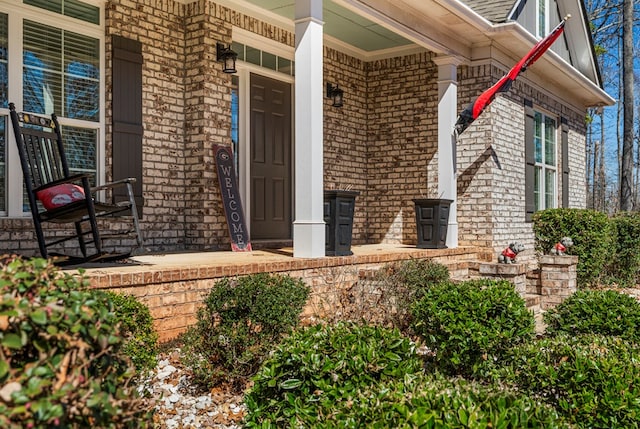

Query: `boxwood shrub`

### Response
(181, 273, 310, 390)
(0, 256, 152, 429)
(411, 279, 535, 376)
(544, 289, 640, 342)
(244, 322, 422, 428)
(532, 208, 614, 287)
(484, 334, 640, 428)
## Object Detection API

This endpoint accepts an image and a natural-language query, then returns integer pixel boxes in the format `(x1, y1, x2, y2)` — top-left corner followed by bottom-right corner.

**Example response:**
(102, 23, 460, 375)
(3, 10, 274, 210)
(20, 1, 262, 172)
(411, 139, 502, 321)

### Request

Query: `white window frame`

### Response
(533, 109, 558, 211)
(536, 0, 549, 38)
(0, 0, 105, 218)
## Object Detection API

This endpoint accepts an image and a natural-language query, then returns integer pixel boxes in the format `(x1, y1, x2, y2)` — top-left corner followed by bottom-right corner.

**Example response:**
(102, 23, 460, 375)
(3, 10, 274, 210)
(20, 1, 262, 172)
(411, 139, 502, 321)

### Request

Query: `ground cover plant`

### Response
(482, 334, 640, 428)
(181, 273, 310, 390)
(0, 256, 152, 428)
(244, 322, 568, 429)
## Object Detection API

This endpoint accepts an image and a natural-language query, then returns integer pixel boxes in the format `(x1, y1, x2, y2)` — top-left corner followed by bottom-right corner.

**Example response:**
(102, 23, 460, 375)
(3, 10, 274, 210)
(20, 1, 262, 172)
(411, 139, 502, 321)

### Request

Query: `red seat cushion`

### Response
(36, 184, 85, 210)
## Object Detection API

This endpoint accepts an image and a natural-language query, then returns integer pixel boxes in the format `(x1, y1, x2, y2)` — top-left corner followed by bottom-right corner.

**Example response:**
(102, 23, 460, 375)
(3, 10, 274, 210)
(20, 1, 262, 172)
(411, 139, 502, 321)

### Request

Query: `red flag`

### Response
(454, 15, 570, 135)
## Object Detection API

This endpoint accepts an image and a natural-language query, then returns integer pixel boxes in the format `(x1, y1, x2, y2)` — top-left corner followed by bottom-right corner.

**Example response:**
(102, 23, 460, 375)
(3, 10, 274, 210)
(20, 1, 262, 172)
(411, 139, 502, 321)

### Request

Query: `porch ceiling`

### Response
(240, 0, 416, 52)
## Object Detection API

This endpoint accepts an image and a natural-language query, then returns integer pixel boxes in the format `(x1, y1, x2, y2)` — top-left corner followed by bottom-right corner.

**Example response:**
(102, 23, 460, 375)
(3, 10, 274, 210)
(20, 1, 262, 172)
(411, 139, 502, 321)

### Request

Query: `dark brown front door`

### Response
(250, 73, 292, 240)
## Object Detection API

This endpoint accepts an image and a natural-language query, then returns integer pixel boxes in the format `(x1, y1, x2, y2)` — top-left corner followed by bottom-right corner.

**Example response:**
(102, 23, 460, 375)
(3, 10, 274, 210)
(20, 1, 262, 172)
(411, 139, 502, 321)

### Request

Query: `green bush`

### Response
(374, 259, 450, 332)
(319, 374, 569, 429)
(107, 292, 159, 372)
(244, 322, 423, 428)
(484, 334, 640, 428)
(544, 289, 640, 342)
(0, 256, 152, 429)
(411, 279, 535, 375)
(607, 212, 640, 286)
(181, 273, 310, 390)
(532, 208, 614, 287)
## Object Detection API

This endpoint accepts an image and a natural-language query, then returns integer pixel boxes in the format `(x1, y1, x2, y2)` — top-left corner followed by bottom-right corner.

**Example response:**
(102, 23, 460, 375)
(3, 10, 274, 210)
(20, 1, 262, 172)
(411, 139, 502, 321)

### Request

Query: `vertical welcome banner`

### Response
(214, 145, 252, 252)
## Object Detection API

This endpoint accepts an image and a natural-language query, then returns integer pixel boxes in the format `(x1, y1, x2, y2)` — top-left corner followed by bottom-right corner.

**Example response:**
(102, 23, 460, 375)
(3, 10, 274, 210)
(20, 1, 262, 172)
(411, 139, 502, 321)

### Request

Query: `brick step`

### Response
(524, 293, 541, 309)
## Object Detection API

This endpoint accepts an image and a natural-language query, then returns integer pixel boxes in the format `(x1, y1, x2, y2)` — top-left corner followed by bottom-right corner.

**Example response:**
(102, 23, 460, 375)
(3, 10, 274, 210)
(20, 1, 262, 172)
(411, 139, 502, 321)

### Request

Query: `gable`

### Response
(461, 0, 602, 91)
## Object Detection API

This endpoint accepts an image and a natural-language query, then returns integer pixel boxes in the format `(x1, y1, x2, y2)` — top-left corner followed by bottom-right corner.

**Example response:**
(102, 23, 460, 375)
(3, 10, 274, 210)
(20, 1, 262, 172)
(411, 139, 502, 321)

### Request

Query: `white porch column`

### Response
(293, 0, 325, 258)
(434, 56, 462, 248)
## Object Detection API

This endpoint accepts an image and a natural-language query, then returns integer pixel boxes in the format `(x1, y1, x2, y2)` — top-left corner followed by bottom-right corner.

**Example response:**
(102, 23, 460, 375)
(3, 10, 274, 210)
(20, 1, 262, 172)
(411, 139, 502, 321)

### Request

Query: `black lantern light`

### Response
(216, 42, 238, 74)
(326, 83, 344, 108)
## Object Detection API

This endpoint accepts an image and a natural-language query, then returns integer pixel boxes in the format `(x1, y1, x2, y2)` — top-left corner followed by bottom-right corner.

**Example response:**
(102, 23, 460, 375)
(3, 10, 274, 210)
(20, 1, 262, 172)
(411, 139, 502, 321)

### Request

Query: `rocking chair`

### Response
(9, 103, 143, 262)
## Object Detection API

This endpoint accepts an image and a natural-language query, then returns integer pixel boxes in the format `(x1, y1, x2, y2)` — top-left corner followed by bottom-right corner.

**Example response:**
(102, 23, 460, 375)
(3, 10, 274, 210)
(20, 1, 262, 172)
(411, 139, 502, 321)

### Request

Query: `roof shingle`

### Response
(458, 0, 516, 23)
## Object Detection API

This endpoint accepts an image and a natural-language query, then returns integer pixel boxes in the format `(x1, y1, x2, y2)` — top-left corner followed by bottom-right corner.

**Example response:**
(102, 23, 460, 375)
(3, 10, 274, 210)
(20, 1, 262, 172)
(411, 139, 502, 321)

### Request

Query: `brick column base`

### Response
(539, 255, 578, 310)
(478, 263, 527, 295)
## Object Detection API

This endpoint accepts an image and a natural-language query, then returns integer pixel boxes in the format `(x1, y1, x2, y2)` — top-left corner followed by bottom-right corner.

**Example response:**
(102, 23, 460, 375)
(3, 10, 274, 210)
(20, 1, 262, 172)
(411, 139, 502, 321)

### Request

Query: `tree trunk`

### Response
(620, 0, 634, 211)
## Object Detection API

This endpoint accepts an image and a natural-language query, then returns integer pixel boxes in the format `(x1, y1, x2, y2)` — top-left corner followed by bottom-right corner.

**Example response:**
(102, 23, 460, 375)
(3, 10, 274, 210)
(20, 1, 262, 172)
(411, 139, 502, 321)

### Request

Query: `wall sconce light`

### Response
(216, 42, 238, 74)
(326, 83, 344, 108)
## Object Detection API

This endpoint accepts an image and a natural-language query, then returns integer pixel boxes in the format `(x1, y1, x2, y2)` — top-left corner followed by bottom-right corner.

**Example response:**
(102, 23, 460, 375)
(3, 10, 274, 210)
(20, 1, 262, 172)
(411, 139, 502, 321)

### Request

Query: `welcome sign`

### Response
(214, 145, 252, 252)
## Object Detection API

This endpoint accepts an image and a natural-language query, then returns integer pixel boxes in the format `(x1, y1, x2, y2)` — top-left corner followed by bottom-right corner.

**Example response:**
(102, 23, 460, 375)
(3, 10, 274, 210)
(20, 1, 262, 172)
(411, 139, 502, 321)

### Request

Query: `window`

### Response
(0, 0, 102, 216)
(533, 111, 557, 211)
(537, 0, 548, 37)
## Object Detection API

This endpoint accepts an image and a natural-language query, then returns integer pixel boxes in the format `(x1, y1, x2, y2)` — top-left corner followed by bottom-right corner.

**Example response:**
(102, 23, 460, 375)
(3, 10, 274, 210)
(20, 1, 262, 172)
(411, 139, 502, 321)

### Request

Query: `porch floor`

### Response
(73, 243, 493, 282)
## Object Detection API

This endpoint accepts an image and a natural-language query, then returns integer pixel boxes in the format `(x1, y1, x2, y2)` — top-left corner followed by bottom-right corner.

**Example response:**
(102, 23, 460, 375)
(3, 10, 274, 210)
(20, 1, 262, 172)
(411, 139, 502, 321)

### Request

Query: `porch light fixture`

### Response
(326, 83, 344, 108)
(216, 42, 238, 74)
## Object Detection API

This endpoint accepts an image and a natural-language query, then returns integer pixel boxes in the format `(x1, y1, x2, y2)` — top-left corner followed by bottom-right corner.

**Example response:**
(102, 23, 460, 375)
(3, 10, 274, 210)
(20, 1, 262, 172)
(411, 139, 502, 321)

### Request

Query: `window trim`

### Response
(536, 0, 550, 38)
(0, 0, 105, 217)
(533, 108, 558, 212)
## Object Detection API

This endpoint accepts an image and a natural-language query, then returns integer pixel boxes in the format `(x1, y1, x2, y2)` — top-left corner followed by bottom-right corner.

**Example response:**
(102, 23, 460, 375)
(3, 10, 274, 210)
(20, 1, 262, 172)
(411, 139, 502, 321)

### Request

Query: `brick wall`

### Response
(456, 63, 587, 263)
(323, 48, 368, 244)
(106, 0, 189, 251)
(365, 52, 439, 245)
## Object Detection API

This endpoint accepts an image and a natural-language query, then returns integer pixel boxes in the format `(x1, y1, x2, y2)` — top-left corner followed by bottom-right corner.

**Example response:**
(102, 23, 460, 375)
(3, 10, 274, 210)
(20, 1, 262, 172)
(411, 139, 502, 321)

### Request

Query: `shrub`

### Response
(532, 208, 614, 287)
(323, 374, 569, 429)
(544, 289, 640, 342)
(181, 273, 310, 390)
(411, 279, 535, 375)
(484, 334, 640, 428)
(607, 212, 640, 286)
(107, 292, 159, 372)
(374, 259, 450, 332)
(0, 256, 152, 429)
(244, 322, 423, 428)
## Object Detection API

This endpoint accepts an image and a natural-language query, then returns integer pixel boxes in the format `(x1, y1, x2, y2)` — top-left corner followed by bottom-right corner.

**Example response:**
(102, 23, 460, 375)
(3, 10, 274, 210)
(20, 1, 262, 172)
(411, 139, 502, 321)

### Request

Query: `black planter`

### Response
(413, 198, 452, 249)
(324, 190, 359, 256)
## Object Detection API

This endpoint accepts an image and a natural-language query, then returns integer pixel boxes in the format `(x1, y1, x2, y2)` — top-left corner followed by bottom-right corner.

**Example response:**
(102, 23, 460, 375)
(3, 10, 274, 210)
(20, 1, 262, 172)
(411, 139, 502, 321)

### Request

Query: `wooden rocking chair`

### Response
(9, 103, 143, 262)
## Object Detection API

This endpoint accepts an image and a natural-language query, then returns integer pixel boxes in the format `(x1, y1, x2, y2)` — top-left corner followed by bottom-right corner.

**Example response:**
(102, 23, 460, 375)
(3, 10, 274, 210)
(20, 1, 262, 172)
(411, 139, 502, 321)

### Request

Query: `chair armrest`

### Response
(33, 174, 91, 193)
(91, 177, 137, 193)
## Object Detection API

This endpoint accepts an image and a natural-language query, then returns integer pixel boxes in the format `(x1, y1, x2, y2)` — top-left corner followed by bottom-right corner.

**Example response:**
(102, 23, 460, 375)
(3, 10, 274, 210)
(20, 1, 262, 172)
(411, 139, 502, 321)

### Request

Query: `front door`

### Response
(249, 73, 292, 240)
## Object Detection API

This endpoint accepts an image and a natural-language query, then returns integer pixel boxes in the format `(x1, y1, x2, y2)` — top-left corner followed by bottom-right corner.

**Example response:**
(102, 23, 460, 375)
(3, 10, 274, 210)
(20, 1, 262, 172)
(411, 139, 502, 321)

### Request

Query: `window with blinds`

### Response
(23, 0, 100, 25)
(23, 20, 99, 121)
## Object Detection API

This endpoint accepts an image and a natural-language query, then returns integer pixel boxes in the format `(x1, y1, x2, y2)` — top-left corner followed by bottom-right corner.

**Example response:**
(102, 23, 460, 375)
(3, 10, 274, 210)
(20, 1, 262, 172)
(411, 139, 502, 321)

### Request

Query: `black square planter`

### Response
(413, 198, 452, 249)
(324, 190, 359, 256)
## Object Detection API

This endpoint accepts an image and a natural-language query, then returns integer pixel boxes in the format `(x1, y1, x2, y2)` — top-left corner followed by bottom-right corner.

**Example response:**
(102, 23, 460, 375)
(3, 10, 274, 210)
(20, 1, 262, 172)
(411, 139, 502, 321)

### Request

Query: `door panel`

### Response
(250, 73, 292, 240)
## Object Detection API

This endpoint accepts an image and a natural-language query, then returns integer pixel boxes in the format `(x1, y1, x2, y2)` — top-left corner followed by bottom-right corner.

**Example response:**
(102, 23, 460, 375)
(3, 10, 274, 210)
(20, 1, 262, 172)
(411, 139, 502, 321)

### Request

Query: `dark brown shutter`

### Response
(561, 117, 569, 207)
(112, 35, 143, 216)
(524, 99, 535, 222)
